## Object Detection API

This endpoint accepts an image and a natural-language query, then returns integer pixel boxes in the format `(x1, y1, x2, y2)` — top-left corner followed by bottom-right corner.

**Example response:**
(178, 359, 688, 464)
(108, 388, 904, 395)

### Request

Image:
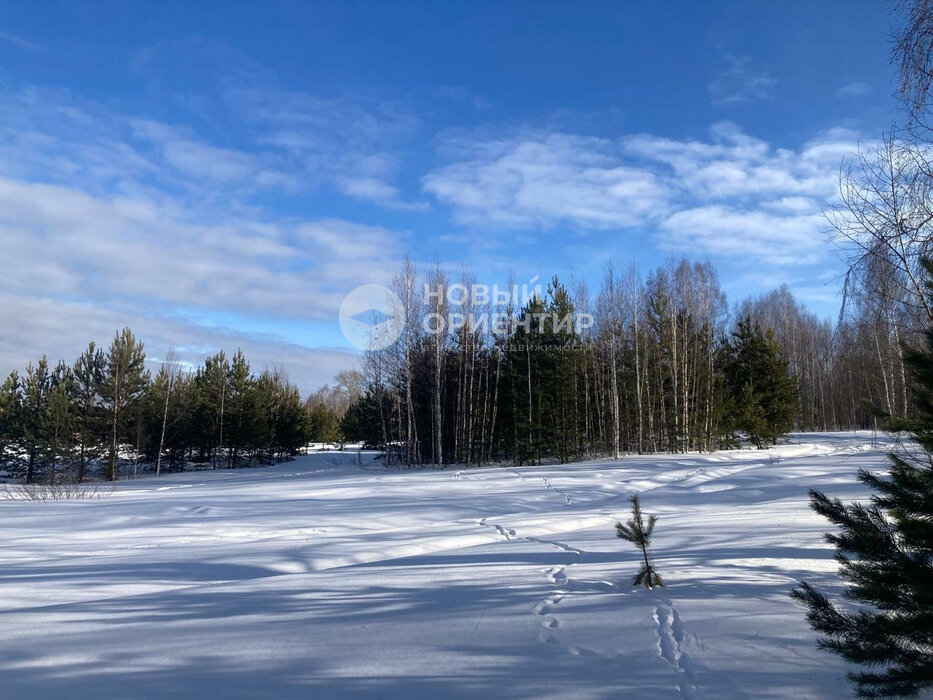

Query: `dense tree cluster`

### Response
(344, 258, 868, 467)
(0, 329, 311, 482)
(719, 318, 799, 449)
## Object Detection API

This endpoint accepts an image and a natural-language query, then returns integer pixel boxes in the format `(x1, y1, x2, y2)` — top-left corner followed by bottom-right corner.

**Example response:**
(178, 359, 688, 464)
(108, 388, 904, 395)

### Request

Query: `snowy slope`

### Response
(0, 434, 886, 699)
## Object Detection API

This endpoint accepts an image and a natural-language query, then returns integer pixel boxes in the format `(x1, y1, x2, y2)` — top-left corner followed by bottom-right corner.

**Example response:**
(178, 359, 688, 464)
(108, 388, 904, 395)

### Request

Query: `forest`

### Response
(341, 247, 928, 467)
(0, 332, 312, 482)
(0, 230, 927, 481)
(1, 5, 931, 482)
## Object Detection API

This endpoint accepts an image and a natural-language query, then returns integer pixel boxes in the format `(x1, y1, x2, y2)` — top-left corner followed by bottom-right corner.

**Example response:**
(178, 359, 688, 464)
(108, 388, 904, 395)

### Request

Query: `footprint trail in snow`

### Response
(654, 600, 700, 700)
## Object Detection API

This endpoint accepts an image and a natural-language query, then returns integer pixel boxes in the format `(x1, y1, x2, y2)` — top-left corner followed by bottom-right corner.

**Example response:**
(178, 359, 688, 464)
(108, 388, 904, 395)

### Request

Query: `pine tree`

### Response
(47, 361, 76, 484)
(226, 350, 256, 468)
(72, 343, 105, 482)
(21, 358, 51, 484)
(791, 261, 933, 698)
(196, 351, 229, 469)
(0, 371, 22, 471)
(274, 379, 310, 459)
(102, 328, 149, 481)
(308, 402, 341, 444)
(616, 493, 664, 589)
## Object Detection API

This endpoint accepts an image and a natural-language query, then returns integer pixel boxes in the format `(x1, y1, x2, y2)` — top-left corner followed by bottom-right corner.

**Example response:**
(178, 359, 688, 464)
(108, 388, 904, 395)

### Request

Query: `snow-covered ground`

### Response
(0, 432, 887, 699)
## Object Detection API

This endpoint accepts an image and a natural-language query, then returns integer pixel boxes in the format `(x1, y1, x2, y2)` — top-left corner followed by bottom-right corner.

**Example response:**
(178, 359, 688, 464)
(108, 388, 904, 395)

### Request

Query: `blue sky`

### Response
(0, 1, 898, 390)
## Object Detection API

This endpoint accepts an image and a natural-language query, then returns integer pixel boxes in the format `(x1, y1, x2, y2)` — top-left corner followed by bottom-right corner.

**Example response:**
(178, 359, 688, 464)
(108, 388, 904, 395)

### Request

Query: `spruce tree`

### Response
(758, 326, 798, 443)
(341, 392, 385, 447)
(722, 318, 798, 448)
(791, 261, 933, 698)
(546, 278, 581, 463)
(616, 494, 664, 589)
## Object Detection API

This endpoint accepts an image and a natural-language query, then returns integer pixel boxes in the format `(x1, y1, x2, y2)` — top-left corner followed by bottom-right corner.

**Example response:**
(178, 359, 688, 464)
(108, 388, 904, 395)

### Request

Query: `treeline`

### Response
(0, 329, 312, 483)
(342, 259, 903, 467)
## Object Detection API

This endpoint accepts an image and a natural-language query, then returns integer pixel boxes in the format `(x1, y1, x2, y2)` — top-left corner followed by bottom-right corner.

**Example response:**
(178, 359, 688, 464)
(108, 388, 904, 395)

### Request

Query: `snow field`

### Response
(0, 433, 882, 698)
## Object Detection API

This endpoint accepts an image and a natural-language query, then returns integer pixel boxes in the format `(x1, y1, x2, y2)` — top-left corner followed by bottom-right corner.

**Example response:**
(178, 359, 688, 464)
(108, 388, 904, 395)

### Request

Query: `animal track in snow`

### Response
(653, 601, 699, 700)
(526, 536, 583, 557)
(476, 513, 613, 661)
(527, 536, 609, 659)
(539, 477, 577, 505)
(478, 518, 515, 540)
(546, 565, 569, 588)
(509, 468, 577, 505)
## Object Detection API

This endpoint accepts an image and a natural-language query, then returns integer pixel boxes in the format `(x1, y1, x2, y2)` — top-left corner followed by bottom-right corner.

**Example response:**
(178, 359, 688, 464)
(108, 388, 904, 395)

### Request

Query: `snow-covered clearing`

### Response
(0, 433, 884, 699)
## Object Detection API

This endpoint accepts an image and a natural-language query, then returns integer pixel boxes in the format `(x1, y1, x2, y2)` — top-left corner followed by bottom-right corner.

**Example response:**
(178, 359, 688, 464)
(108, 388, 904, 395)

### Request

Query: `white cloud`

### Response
(0, 61, 866, 386)
(659, 206, 826, 265)
(837, 81, 873, 98)
(0, 84, 412, 391)
(423, 132, 671, 229)
(424, 121, 861, 265)
(131, 119, 288, 187)
(0, 82, 419, 209)
(0, 172, 400, 389)
(0, 294, 359, 393)
(0, 175, 406, 319)
(0, 60, 445, 390)
(623, 122, 854, 202)
(708, 55, 777, 104)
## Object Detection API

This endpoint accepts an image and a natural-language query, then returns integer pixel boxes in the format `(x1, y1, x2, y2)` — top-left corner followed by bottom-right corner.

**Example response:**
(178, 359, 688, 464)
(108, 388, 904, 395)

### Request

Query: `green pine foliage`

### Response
(21, 357, 52, 484)
(101, 329, 149, 481)
(47, 361, 76, 485)
(615, 494, 664, 589)
(0, 329, 315, 481)
(791, 260, 933, 698)
(226, 350, 261, 467)
(72, 343, 105, 482)
(340, 391, 387, 447)
(505, 278, 586, 465)
(0, 371, 22, 469)
(721, 317, 798, 448)
(308, 402, 342, 444)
